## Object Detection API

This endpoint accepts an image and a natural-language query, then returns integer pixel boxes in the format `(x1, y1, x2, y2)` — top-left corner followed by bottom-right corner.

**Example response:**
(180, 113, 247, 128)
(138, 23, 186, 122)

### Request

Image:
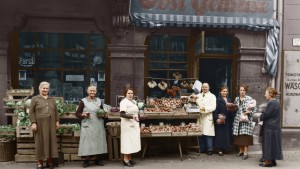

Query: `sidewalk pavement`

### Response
(1, 150, 299, 169)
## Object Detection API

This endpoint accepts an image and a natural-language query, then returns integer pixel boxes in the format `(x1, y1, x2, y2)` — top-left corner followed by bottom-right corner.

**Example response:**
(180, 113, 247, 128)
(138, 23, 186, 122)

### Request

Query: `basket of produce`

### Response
(106, 122, 121, 136)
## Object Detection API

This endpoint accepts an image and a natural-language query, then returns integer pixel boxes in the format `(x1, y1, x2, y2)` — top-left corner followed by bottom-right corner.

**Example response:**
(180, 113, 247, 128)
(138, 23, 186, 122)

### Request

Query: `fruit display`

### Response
(140, 123, 201, 136)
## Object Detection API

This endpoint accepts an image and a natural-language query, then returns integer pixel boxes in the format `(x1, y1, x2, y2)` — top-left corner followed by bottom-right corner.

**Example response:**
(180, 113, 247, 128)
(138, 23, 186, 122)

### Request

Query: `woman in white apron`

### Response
(76, 85, 107, 168)
(120, 87, 141, 167)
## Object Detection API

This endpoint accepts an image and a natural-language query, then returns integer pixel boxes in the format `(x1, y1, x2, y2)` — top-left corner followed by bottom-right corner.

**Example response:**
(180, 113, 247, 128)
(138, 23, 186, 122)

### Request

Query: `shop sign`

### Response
(283, 51, 300, 127)
(135, 0, 273, 18)
(19, 55, 35, 67)
(66, 75, 84, 81)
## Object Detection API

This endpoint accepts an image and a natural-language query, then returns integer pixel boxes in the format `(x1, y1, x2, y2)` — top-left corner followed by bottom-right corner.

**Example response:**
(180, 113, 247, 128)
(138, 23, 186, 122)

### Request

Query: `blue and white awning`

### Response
(129, 0, 280, 77)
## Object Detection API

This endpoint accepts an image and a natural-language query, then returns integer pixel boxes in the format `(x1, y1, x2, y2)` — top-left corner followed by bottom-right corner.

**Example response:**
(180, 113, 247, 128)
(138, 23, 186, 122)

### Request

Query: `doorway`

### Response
(199, 58, 233, 98)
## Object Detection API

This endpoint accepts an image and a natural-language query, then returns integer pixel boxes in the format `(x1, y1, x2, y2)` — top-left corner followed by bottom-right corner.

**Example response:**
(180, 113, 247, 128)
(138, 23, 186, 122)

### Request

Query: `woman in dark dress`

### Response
(259, 87, 283, 167)
(213, 86, 236, 156)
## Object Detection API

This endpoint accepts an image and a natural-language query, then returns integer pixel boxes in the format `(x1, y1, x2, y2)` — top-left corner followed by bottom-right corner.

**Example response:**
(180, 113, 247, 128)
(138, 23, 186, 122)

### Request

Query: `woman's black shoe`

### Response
(259, 163, 273, 167)
(236, 152, 244, 157)
(242, 154, 248, 160)
(271, 160, 277, 166)
(82, 160, 89, 168)
(123, 161, 134, 167)
(95, 160, 104, 166)
(46, 163, 54, 169)
(129, 160, 136, 165)
(259, 157, 265, 163)
(207, 151, 213, 155)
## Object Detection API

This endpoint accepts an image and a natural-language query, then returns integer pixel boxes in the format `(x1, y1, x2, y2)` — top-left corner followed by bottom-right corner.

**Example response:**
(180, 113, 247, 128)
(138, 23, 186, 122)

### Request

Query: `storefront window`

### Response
(147, 35, 188, 98)
(16, 32, 107, 103)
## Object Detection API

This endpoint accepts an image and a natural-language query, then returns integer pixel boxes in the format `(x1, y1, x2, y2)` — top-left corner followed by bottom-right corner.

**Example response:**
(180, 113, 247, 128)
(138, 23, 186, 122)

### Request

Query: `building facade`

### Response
(0, 0, 299, 150)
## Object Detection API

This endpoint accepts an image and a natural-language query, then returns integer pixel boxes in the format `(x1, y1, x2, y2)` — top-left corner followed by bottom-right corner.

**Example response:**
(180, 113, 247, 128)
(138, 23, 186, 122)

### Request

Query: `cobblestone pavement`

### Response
(1, 151, 299, 169)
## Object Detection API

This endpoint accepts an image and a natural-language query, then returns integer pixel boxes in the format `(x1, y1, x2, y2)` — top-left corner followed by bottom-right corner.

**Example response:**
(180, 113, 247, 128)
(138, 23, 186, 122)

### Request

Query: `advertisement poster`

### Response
(283, 51, 300, 127)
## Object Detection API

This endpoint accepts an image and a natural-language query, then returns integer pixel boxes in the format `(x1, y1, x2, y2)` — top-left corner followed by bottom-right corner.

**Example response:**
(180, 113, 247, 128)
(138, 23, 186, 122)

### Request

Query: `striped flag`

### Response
(266, 27, 280, 77)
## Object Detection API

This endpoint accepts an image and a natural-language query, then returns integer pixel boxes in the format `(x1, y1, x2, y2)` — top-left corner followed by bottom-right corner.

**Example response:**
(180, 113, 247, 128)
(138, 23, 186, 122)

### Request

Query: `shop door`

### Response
(199, 58, 233, 97)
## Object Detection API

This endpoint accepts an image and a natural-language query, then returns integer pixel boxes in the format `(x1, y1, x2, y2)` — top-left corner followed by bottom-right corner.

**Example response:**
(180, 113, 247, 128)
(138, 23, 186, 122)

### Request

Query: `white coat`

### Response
(196, 91, 216, 136)
(120, 98, 141, 154)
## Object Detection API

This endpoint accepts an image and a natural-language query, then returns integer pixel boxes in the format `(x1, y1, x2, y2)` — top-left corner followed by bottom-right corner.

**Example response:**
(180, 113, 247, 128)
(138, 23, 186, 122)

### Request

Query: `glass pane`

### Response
(19, 51, 35, 68)
(148, 53, 168, 61)
(169, 54, 187, 62)
(19, 32, 34, 49)
(170, 36, 187, 52)
(90, 51, 105, 70)
(149, 35, 168, 51)
(37, 32, 61, 48)
(90, 34, 105, 49)
(36, 51, 61, 68)
(205, 36, 233, 54)
(64, 51, 87, 69)
(148, 62, 168, 69)
(19, 70, 34, 89)
(149, 70, 167, 79)
(36, 70, 63, 97)
(90, 72, 105, 99)
(169, 63, 187, 69)
(64, 33, 88, 49)
(63, 71, 87, 103)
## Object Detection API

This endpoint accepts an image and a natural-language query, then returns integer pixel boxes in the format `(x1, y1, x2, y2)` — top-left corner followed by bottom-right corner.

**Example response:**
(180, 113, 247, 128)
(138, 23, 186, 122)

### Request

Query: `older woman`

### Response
(120, 87, 141, 167)
(29, 81, 60, 169)
(233, 84, 256, 160)
(259, 87, 283, 167)
(76, 85, 107, 168)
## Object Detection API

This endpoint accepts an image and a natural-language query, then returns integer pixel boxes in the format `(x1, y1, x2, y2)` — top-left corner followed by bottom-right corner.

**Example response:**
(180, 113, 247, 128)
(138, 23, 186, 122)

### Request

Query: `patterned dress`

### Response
(233, 95, 256, 145)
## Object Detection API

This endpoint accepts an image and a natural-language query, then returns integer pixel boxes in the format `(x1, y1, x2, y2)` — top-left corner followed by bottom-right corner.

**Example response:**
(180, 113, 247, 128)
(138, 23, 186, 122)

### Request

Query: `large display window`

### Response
(11, 32, 108, 103)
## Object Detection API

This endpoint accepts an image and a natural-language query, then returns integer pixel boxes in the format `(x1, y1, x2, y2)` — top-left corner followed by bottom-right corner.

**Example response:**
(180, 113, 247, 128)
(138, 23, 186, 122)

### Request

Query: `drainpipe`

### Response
(275, 0, 283, 94)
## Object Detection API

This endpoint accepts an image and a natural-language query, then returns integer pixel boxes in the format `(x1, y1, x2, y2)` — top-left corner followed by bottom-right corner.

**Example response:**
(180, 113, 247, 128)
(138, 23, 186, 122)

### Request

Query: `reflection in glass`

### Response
(90, 34, 105, 49)
(64, 51, 87, 69)
(36, 51, 61, 68)
(64, 33, 88, 49)
(19, 32, 34, 48)
(90, 51, 105, 70)
(37, 33, 61, 48)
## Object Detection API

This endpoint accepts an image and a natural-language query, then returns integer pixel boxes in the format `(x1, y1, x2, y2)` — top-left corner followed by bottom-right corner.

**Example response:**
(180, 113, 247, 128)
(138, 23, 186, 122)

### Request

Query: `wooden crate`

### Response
(16, 126, 33, 138)
(16, 137, 35, 155)
(106, 122, 120, 136)
(107, 135, 122, 161)
(60, 136, 81, 161)
(15, 154, 36, 162)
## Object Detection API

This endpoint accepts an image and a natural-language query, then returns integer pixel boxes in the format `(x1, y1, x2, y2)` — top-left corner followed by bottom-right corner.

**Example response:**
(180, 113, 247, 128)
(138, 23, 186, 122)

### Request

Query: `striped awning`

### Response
(129, 0, 280, 77)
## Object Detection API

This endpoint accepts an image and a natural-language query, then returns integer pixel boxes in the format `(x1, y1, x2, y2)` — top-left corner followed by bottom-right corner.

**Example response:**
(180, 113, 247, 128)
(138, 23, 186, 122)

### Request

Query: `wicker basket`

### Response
(106, 122, 120, 136)
(0, 139, 16, 162)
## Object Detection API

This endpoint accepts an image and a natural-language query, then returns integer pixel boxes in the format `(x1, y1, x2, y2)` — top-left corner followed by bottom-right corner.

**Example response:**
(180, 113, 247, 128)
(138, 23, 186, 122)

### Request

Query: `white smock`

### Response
(120, 98, 141, 154)
(78, 97, 107, 156)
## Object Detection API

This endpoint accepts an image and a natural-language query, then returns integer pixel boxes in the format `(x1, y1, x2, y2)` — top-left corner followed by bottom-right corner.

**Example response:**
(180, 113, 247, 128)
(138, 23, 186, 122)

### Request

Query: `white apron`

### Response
(78, 98, 107, 156)
(120, 98, 141, 154)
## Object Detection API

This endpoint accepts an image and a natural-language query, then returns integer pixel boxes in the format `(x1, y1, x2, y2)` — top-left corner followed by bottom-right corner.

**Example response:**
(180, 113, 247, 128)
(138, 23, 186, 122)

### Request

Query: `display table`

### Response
(140, 134, 201, 161)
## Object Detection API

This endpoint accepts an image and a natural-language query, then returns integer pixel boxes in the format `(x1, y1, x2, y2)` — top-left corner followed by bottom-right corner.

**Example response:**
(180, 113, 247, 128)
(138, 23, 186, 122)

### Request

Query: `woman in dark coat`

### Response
(259, 87, 283, 167)
(213, 86, 236, 156)
(29, 81, 60, 169)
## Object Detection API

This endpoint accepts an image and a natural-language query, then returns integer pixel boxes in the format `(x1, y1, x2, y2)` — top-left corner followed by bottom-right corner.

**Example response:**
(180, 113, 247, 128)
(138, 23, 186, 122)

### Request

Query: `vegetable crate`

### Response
(16, 126, 33, 138)
(107, 135, 122, 161)
(106, 122, 120, 137)
(60, 136, 80, 161)
(15, 137, 35, 162)
(0, 139, 16, 162)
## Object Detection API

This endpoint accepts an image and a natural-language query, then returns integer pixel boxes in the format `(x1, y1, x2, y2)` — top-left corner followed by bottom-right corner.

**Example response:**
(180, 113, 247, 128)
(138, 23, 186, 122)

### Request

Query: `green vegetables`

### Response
(56, 123, 81, 136)
(16, 108, 31, 126)
(55, 99, 78, 117)
(0, 125, 16, 140)
(96, 108, 106, 118)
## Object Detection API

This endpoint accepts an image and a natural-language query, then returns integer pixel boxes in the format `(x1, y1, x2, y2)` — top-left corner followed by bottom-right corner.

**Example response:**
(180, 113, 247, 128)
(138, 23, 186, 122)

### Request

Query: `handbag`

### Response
(239, 113, 249, 122)
(253, 123, 262, 136)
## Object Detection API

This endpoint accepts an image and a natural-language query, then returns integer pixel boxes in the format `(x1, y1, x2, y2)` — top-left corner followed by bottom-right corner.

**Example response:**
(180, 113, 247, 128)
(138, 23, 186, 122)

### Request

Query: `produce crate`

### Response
(172, 131, 187, 136)
(151, 132, 172, 137)
(0, 139, 16, 162)
(74, 130, 80, 137)
(107, 135, 122, 161)
(15, 137, 35, 163)
(187, 131, 202, 136)
(60, 112, 77, 119)
(60, 136, 80, 161)
(6, 87, 34, 97)
(16, 126, 33, 138)
(16, 138, 35, 155)
(106, 122, 120, 137)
